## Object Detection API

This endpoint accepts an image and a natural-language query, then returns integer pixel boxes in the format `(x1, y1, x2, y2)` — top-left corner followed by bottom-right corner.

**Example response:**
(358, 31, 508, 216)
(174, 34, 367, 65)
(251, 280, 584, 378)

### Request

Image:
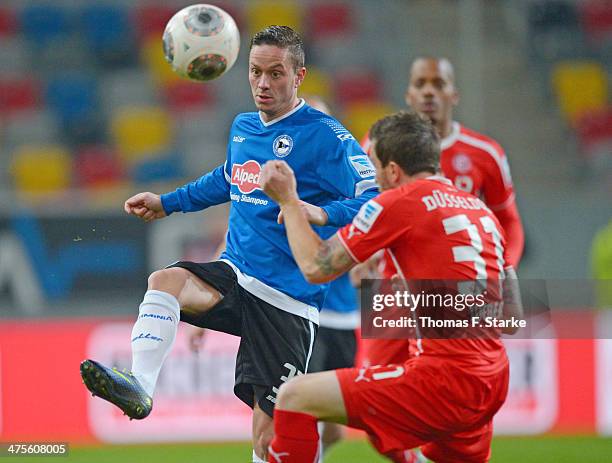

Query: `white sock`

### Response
(317, 422, 325, 463)
(252, 450, 265, 462)
(130, 290, 180, 397)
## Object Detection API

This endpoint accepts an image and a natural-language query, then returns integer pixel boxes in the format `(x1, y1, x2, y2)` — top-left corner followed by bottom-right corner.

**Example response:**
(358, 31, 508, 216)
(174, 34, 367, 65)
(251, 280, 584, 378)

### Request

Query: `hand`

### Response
(124, 192, 167, 222)
(260, 160, 298, 205)
(188, 327, 206, 353)
(277, 200, 328, 226)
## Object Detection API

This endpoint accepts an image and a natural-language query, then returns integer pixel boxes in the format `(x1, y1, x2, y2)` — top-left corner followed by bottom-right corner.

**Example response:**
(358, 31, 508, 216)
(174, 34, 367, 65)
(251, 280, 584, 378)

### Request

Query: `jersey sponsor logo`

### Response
(232, 135, 246, 143)
(272, 134, 293, 158)
(350, 155, 376, 178)
(353, 200, 383, 233)
(452, 153, 472, 173)
(231, 160, 262, 194)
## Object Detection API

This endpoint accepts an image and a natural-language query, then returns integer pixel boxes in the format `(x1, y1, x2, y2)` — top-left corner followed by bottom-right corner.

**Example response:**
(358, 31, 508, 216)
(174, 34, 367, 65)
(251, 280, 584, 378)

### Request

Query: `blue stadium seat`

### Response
(527, 1, 586, 62)
(20, 4, 71, 47)
(46, 73, 102, 144)
(46, 73, 98, 125)
(131, 153, 184, 183)
(80, 5, 133, 67)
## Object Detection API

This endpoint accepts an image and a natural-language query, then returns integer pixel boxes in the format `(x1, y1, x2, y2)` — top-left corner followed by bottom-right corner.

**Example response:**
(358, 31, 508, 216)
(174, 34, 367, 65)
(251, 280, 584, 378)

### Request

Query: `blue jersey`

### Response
(161, 100, 377, 323)
(319, 273, 359, 330)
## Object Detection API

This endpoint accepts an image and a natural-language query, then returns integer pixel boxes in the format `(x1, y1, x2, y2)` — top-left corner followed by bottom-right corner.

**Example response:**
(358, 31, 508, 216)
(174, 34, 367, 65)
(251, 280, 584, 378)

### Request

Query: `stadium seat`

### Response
(10, 144, 72, 193)
(74, 145, 124, 188)
(342, 101, 395, 141)
(527, 0, 586, 63)
(298, 67, 332, 102)
(245, 1, 303, 36)
(307, 2, 354, 39)
(0, 77, 40, 114)
(46, 73, 102, 144)
(80, 4, 133, 67)
(0, 7, 16, 36)
(141, 36, 181, 86)
(552, 60, 609, 125)
(334, 69, 383, 108)
(575, 107, 612, 160)
(580, 0, 612, 43)
(110, 106, 173, 164)
(133, 4, 175, 42)
(19, 4, 71, 48)
(131, 153, 184, 183)
(162, 80, 216, 113)
(46, 73, 98, 125)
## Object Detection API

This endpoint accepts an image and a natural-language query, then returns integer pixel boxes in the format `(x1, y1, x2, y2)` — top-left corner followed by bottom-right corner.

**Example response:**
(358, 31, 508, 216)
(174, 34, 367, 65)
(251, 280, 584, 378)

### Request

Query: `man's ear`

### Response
(295, 67, 306, 88)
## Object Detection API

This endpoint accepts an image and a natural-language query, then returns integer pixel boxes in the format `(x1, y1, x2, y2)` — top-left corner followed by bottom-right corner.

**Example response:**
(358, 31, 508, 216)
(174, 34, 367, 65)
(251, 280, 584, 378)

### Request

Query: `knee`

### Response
(276, 376, 308, 412)
(147, 267, 189, 293)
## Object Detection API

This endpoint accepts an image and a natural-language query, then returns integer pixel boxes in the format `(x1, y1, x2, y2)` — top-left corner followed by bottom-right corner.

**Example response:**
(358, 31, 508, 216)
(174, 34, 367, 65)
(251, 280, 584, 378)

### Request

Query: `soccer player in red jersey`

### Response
(361, 57, 525, 371)
(260, 110, 522, 463)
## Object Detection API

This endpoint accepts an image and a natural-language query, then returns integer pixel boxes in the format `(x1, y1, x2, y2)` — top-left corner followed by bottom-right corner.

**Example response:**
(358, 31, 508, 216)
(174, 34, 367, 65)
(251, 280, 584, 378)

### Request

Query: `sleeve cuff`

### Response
(322, 204, 344, 228)
(160, 192, 181, 215)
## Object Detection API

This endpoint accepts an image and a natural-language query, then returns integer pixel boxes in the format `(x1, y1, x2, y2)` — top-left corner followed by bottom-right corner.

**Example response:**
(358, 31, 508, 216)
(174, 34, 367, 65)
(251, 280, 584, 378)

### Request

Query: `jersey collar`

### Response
(259, 98, 305, 127)
(426, 175, 453, 186)
(440, 121, 461, 150)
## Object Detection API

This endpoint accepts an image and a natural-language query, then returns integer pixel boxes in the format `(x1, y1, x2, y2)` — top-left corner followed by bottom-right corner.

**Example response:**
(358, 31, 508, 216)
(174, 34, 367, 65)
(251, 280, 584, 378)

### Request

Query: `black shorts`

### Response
(308, 326, 357, 373)
(169, 260, 317, 417)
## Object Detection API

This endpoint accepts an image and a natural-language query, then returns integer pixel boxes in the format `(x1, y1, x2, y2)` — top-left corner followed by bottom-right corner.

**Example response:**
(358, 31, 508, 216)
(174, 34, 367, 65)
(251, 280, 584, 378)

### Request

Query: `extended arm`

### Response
(494, 202, 524, 268)
(160, 164, 231, 215)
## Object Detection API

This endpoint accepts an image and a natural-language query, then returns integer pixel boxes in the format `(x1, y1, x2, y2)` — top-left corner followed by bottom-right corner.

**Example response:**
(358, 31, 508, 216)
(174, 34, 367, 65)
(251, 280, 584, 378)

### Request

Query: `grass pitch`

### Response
(11, 436, 612, 462)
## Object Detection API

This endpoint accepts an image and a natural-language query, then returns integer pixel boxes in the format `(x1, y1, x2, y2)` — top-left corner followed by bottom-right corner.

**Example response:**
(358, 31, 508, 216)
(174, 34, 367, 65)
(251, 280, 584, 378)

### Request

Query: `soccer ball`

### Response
(162, 4, 240, 82)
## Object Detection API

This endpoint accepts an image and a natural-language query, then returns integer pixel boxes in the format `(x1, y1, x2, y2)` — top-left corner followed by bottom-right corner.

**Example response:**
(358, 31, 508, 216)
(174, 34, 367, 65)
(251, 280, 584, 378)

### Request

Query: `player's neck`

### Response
(397, 171, 431, 188)
(437, 119, 453, 139)
(260, 97, 301, 123)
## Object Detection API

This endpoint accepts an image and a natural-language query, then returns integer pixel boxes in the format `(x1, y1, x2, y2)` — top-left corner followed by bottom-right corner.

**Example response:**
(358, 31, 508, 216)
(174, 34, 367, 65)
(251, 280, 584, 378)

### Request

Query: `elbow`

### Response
(304, 271, 330, 285)
(302, 265, 332, 285)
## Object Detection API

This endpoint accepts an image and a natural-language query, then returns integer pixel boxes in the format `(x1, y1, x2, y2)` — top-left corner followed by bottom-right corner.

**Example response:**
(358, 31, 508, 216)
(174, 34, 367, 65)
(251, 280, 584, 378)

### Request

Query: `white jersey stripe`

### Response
(219, 258, 319, 325)
(457, 133, 513, 187)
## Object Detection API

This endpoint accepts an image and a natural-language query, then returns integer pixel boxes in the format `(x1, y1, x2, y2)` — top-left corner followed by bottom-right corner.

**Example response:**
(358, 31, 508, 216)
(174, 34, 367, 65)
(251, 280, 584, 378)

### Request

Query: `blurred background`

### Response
(0, 0, 611, 461)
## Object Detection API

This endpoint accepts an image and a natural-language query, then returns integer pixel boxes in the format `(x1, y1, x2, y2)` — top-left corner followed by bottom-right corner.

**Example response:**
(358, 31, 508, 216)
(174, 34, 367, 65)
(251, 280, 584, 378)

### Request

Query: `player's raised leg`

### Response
(80, 266, 222, 419)
(268, 371, 347, 463)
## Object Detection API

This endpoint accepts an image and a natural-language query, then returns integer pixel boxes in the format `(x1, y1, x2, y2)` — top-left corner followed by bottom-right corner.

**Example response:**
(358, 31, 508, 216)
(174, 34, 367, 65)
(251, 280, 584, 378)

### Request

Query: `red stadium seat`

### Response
(308, 2, 354, 39)
(0, 7, 16, 36)
(133, 5, 175, 42)
(162, 80, 216, 113)
(580, 0, 612, 42)
(575, 107, 612, 159)
(334, 69, 383, 108)
(0, 77, 40, 113)
(74, 145, 124, 188)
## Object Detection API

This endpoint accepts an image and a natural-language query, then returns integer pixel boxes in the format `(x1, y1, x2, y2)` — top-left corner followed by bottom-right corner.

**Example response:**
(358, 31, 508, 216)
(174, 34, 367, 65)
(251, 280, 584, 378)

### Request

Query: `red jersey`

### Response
(338, 176, 509, 367)
(441, 122, 514, 210)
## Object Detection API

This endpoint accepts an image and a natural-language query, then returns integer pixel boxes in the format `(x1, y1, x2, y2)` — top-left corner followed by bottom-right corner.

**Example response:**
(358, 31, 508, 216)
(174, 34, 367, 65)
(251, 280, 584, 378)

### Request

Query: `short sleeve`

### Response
(337, 192, 409, 263)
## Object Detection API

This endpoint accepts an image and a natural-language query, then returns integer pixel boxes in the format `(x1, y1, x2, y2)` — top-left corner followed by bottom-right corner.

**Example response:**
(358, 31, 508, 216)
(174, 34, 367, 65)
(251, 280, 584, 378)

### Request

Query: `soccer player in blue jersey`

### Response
(80, 26, 377, 462)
